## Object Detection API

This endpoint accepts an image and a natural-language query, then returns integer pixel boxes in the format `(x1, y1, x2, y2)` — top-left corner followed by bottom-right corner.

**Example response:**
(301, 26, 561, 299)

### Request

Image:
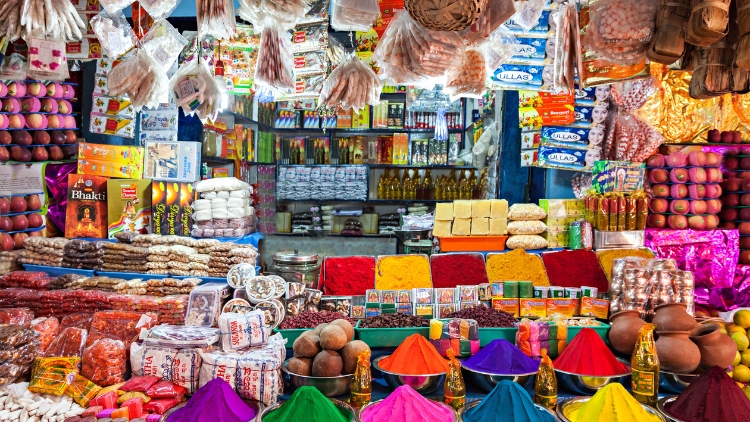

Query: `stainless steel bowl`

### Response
(259, 398, 357, 422)
(557, 396, 666, 422)
(657, 396, 684, 422)
(372, 355, 446, 394)
(554, 360, 632, 395)
(281, 360, 353, 397)
(359, 398, 458, 422)
(461, 399, 559, 421)
(659, 371, 701, 394)
(460, 363, 536, 392)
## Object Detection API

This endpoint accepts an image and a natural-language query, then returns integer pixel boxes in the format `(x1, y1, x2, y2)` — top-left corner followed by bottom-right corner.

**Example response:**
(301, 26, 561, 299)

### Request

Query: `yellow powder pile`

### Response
(563, 383, 661, 422)
(596, 249, 655, 280)
(486, 249, 549, 286)
(375, 255, 432, 289)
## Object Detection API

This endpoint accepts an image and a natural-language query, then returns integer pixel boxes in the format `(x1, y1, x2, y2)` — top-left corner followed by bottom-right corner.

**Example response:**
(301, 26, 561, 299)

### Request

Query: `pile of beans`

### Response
(358, 314, 429, 328)
(278, 311, 355, 329)
(446, 306, 516, 327)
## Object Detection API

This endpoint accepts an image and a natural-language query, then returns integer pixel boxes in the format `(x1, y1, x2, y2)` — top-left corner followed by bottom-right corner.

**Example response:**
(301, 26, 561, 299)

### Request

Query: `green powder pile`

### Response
(264, 386, 350, 422)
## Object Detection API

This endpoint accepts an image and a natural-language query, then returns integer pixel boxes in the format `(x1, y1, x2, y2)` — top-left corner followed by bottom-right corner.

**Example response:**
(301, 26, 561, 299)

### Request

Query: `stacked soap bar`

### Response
(433, 199, 509, 237)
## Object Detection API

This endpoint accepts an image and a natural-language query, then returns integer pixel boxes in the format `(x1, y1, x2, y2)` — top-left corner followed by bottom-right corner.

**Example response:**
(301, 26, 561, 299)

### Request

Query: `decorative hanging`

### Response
(404, 0, 487, 31)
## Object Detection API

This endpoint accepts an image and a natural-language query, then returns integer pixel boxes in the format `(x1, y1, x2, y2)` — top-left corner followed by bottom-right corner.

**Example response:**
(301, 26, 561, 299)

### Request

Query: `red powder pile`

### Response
(554, 328, 628, 376)
(430, 253, 489, 288)
(322, 256, 376, 295)
(665, 366, 750, 422)
(542, 250, 609, 292)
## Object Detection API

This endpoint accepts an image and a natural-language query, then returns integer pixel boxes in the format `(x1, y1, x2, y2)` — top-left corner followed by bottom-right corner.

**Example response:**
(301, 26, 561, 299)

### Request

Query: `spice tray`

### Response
(95, 271, 170, 280)
(354, 321, 430, 347)
(23, 264, 95, 277)
(439, 236, 508, 252)
(478, 327, 518, 346)
(274, 327, 313, 345)
(567, 323, 610, 343)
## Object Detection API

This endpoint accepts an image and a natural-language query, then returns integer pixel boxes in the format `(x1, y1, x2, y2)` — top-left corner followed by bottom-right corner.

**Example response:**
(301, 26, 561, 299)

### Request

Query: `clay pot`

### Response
(655, 331, 701, 374)
(652, 303, 698, 332)
(609, 310, 647, 356)
(689, 323, 737, 371)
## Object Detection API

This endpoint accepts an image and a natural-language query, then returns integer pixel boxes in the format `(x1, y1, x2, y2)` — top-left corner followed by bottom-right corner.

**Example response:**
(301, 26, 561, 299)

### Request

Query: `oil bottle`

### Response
(444, 349, 466, 411)
(632, 324, 659, 407)
(535, 349, 557, 410)
(350, 350, 372, 408)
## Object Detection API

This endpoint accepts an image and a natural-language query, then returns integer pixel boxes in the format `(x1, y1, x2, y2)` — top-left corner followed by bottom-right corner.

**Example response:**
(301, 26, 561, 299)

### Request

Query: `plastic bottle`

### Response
(535, 349, 557, 410)
(350, 350, 372, 408)
(632, 323, 659, 407)
(444, 349, 466, 411)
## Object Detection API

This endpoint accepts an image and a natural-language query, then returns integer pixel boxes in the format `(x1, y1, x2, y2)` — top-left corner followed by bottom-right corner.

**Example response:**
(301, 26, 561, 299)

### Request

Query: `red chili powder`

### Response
(541, 250, 610, 292)
(430, 253, 489, 288)
(554, 328, 628, 376)
(322, 256, 376, 295)
(665, 366, 750, 422)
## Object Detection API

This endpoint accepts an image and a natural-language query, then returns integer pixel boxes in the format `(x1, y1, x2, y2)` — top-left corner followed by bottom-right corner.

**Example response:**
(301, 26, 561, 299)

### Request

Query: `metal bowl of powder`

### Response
(555, 359, 632, 395)
(461, 399, 558, 421)
(460, 365, 536, 392)
(359, 398, 458, 422)
(281, 360, 353, 397)
(657, 396, 684, 422)
(659, 371, 701, 394)
(258, 398, 357, 422)
(557, 396, 666, 422)
(372, 355, 446, 394)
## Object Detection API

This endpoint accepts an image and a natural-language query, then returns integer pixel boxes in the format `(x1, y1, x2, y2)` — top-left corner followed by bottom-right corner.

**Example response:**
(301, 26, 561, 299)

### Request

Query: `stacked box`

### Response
(540, 199, 585, 248)
(106, 179, 152, 239)
(77, 144, 143, 179)
(428, 318, 480, 357)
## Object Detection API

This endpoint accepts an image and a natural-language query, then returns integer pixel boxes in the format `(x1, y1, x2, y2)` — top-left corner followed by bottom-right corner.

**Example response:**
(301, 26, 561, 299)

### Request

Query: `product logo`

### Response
(496, 71, 533, 82)
(551, 132, 581, 142)
(516, 46, 536, 55)
(548, 153, 578, 163)
(85, 180, 92, 187)
(121, 187, 137, 199)
(575, 112, 584, 120)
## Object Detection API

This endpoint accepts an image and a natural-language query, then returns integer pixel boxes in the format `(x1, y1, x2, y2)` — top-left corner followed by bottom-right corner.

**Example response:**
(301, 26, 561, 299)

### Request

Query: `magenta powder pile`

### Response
(430, 253, 489, 288)
(166, 378, 255, 422)
(360, 385, 454, 422)
(322, 256, 376, 295)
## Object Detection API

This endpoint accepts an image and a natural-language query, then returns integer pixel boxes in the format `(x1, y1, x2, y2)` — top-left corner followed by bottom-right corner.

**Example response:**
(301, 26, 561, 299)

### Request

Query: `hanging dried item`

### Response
(254, 27, 296, 93)
(445, 48, 487, 100)
(330, 0, 379, 32)
(647, 0, 691, 64)
(15, 0, 86, 41)
(735, 0, 750, 70)
(686, 0, 730, 47)
(237, 0, 310, 28)
(318, 54, 383, 112)
(689, 41, 733, 99)
(107, 49, 170, 111)
(197, 0, 236, 40)
(604, 79, 665, 162)
(405, 0, 486, 31)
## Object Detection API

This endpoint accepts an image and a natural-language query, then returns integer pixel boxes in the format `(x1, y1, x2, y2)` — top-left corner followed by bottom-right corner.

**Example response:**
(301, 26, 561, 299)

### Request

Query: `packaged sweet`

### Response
(218, 311, 269, 352)
(90, 10, 137, 59)
(130, 343, 202, 393)
(0, 308, 34, 326)
(65, 373, 102, 406)
(0, 324, 35, 349)
(146, 380, 187, 399)
(318, 53, 383, 112)
(186, 285, 222, 326)
(121, 396, 145, 416)
(445, 48, 487, 100)
(81, 338, 127, 386)
(330, 0, 379, 32)
(45, 327, 88, 358)
(143, 325, 220, 347)
(108, 50, 169, 112)
(32, 316, 60, 354)
(117, 391, 151, 404)
(143, 397, 182, 414)
(197, 0, 236, 40)
(254, 27, 296, 93)
(28, 357, 80, 396)
(236, 0, 310, 29)
(86, 310, 158, 349)
(120, 375, 161, 392)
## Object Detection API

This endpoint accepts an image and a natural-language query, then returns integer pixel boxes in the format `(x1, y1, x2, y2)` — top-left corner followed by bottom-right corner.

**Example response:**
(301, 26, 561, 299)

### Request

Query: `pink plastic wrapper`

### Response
(701, 265, 750, 311)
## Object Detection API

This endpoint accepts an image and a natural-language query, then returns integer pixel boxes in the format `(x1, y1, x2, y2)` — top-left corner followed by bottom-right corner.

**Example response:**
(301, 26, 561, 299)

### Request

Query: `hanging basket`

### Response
(647, 0, 691, 65)
(685, 0, 731, 47)
(689, 45, 733, 99)
(405, 0, 487, 31)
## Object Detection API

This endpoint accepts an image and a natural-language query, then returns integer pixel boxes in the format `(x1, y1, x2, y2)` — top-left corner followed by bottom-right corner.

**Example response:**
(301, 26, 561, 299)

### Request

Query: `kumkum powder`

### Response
(665, 366, 750, 422)
(360, 385, 453, 422)
(378, 334, 449, 374)
(554, 328, 628, 376)
(542, 250, 609, 291)
(562, 383, 661, 422)
(375, 255, 432, 290)
(430, 253, 489, 288)
(486, 250, 549, 286)
(322, 256, 376, 295)
(462, 380, 555, 422)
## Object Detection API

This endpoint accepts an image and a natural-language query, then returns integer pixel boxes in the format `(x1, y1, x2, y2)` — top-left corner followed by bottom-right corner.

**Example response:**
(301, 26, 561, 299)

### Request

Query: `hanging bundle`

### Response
(237, 0, 310, 29)
(735, 0, 750, 70)
(604, 80, 664, 162)
(445, 48, 487, 100)
(197, 0, 236, 40)
(405, 0, 487, 31)
(689, 39, 733, 98)
(647, 0, 692, 64)
(330, 0, 379, 32)
(318, 54, 383, 112)
(458, 0, 514, 45)
(581, 0, 660, 64)
(108, 49, 170, 111)
(254, 26, 296, 93)
(686, 0, 731, 47)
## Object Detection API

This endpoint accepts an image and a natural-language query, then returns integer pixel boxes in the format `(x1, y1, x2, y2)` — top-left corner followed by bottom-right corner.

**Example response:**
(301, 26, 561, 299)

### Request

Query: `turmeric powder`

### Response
(375, 255, 432, 289)
(596, 249, 654, 280)
(486, 249, 549, 286)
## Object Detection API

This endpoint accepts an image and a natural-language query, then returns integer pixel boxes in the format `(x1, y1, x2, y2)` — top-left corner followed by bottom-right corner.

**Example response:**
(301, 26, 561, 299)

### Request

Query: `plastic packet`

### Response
(583, 0, 659, 64)
(81, 338, 127, 387)
(197, 0, 236, 40)
(484, 28, 519, 74)
(0, 54, 27, 80)
(87, 310, 158, 350)
(461, 0, 515, 45)
(144, 397, 181, 414)
(237, 0, 310, 29)
(65, 373, 102, 406)
(330, 0, 379, 32)
(318, 53, 383, 112)
(218, 311, 269, 352)
(146, 381, 187, 399)
(168, 59, 208, 111)
(100, 0, 135, 14)
(31, 317, 60, 354)
(118, 391, 150, 404)
(120, 375, 160, 392)
(139, 0, 182, 20)
(45, 327, 88, 357)
(90, 10, 137, 59)
(445, 48, 487, 101)
(108, 50, 170, 111)
(254, 27, 295, 93)
(0, 308, 34, 326)
(60, 313, 94, 331)
(139, 19, 189, 71)
(28, 357, 79, 396)
(143, 325, 220, 347)
(26, 38, 69, 81)
(510, 0, 547, 32)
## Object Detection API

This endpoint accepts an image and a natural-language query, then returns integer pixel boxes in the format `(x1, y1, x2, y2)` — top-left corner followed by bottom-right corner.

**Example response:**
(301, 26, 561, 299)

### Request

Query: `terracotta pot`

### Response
(652, 303, 698, 332)
(609, 310, 647, 356)
(655, 331, 701, 374)
(689, 323, 737, 371)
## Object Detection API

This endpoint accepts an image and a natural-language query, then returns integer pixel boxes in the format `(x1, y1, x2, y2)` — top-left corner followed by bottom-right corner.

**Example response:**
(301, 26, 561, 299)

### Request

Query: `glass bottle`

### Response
(535, 349, 557, 410)
(632, 323, 659, 407)
(383, 169, 393, 199)
(444, 349, 466, 411)
(392, 170, 402, 200)
(435, 176, 444, 200)
(350, 350, 372, 408)
(377, 172, 386, 199)
(403, 170, 412, 200)
(416, 173, 425, 200)
(424, 169, 434, 200)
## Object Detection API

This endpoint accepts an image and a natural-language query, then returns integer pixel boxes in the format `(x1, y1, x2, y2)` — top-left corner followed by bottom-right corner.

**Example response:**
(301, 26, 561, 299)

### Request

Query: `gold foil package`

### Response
(586, 192, 647, 231)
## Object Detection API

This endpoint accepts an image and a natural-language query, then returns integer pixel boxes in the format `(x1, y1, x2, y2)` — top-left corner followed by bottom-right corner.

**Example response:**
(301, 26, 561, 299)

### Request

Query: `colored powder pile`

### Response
(360, 385, 453, 422)
(486, 250, 549, 286)
(665, 366, 750, 422)
(263, 386, 349, 422)
(562, 383, 661, 422)
(595, 248, 654, 280)
(462, 380, 555, 422)
(542, 250, 609, 291)
(554, 328, 628, 376)
(430, 253, 489, 288)
(375, 255, 432, 290)
(462, 339, 539, 374)
(167, 378, 255, 422)
(323, 256, 376, 295)
(379, 334, 449, 374)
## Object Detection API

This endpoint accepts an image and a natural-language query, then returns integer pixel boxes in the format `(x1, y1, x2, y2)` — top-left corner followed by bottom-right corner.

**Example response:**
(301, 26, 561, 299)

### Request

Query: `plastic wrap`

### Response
(0, 308, 34, 326)
(168, 58, 223, 122)
(31, 317, 60, 354)
(483, 29, 520, 74)
(28, 357, 79, 396)
(510, 0, 547, 32)
(66, 373, 102, 406)
(107, 49, 170, 111)
(197, 0, 235, 40)
(445, 48, 487, 100)
(100, 0, 135, 14)
(603, 79, 664, 162)
(45, 327, 88, 357)
(146, 380, 187, 399)
(59, 312, 94, 331)
(140, 0, 182, 19)
(121, 375, 160, 392)
(86, 310, 158, 350)
(81, 338, 127, 386)
(143, 325, 219, 347)
(0, 54, 28, 80)
(144, 397, 181, 414)
(26, 38, 70, 81)
(582, 0, 659, 63)
(138, 19, 188, 71)
(330, 0, 378, 32)
(318, 53, 383, 112)
(90, 10, 137, 59)
(237, 0, 310, 29)
(218, 311, 269, 352)
(130, 343, 202, 393)
(254, 27, 295, 93)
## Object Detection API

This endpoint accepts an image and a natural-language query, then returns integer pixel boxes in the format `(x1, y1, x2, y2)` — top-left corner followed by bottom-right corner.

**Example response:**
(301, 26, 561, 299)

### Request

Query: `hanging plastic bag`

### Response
(26, 38, 69, 81)
(100, 0, 135, 14)
(0, 54, 27, 80)
(108, 49, 169, 111)
(254, 26, 295, 93)
(330, 0, 379, 32)
(168, 58, 222, 121)
(139, 0, 182, 20)
(318, 53, 383, 112)
(459, 0, 514, 45)
(603, 79, 664, 162)
(510, 0, 547, 32)
(445, 48, 487, 101)
(138, 19, 188, 71)
(197, 0, 236, 40)
(483, 28, 519, 76)
(90, 10, 137, 59)
(237, 0, 310, 29)
(581, 0, 659, 64)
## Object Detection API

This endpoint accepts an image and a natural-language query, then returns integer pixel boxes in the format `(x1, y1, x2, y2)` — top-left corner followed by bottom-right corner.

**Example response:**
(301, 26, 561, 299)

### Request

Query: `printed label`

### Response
(632, 369, 655, 395)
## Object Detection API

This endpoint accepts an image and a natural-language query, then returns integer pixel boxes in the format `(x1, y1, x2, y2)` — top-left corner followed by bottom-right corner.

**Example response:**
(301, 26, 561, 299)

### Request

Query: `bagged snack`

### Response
(197, 0, 236, 40)
(254, 27, 295, 93)
(218, 311, 269, 352)
(65, 373, 102, 406)
(45, 327, 88, 358)
(32, 317, 60, 354)
(445, 48, 487, 100)
(28, 357, 79, 396)
(330, 0, 379, 32)
(81, 338, 127, 386)
(318, 53, 383, 111)
(130, 342, 202, 393)
(90, 10, 137, 59)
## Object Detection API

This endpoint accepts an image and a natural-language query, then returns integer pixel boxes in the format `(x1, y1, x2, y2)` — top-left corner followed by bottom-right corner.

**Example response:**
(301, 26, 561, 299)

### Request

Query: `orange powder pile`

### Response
(379, 334, 449, 374)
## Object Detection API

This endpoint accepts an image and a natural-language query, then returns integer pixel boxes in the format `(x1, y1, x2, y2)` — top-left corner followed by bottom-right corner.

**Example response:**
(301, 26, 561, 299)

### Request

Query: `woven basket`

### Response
(689, 45, 733, 98)
(736, 34, 750, 71)
(405, 0, 487, 31)
(739, 0, 750, 37)
(647, 0, 692, 64)
(686, 0, 731, 47)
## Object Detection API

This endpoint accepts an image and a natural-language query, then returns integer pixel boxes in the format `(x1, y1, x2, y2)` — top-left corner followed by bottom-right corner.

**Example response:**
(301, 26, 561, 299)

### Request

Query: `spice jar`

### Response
(268, 251, 321, 289)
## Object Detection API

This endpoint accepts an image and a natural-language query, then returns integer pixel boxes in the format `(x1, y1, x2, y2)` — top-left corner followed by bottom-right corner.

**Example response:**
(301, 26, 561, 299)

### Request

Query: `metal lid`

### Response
(272, 250, 319, 264)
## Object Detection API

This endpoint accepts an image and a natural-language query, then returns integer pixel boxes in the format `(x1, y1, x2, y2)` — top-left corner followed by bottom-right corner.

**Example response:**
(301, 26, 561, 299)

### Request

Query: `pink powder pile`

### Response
(360, 385, 454, 422)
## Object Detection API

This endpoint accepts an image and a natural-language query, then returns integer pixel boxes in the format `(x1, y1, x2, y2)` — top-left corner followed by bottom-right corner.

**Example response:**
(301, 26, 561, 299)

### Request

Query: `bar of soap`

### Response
(433, 220, 452, 238)
(454, 200, 472, 218)
(435, 202, 454, 221)
(452, 218, 471, 235)
(490, 218, 508, 235)
(472, 200, 490, 218)
(471, 218, 489, 235)
(490, 199, 509, 218)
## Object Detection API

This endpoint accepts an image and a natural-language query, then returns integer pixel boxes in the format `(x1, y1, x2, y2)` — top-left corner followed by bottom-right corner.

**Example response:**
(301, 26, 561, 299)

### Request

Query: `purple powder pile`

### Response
(463, 339, 540, 374)
(167, 379, 256, 422)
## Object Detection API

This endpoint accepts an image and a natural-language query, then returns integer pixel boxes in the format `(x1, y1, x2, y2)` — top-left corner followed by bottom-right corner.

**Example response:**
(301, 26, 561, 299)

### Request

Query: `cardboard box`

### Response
(520, 298, 547, 318)
(546, 299, 578, 318)
(352, 107, 370, 129)
(144, 141, 201, 182)
(77, 159, 142, 179)
(492, 298, 519, 317)
(392, 133, 409, 165)
(580, 297, 610, 319)
(65, 174, 108, 238)
(107, 179, 152, 239)
(78, 144, 143, 164)
(178, 183, 195, 237)
(592, 161, 646, 194)
(151, 180, 181, 236)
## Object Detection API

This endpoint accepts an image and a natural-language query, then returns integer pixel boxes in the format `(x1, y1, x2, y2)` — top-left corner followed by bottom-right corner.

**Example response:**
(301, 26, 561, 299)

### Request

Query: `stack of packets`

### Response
(486, 280, 609, 319)
(540, 198, 585, 248)
(139, 62, 179, 146)
(366, 286, 482, 319)
(433, 199, 509, 238)
(29, 357, 100, 407)
(515, 321, 550, 359)
(286, 22, 328, 98)
(584, 191, 648, 232)
(91, 56, 136, 139)
(77, 143, 144, 179)
(428, 318, 480, 358)
(218, 311, 269, 352)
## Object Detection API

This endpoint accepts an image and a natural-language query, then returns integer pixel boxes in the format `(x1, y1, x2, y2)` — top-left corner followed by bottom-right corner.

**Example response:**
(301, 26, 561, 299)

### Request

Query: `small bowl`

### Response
(372, 355, 446, 394)
(554, 360, 632, 395)
(360, 398, 457, 422)
(659, 371, 701, 394)
(460, 363, 536, 392)
(657, 396, 683, 422)
(281, 360, 353, 397)
(461, 399, 558, 421)
(259, 398, 356, 422)
(557, 396, 666, 422)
